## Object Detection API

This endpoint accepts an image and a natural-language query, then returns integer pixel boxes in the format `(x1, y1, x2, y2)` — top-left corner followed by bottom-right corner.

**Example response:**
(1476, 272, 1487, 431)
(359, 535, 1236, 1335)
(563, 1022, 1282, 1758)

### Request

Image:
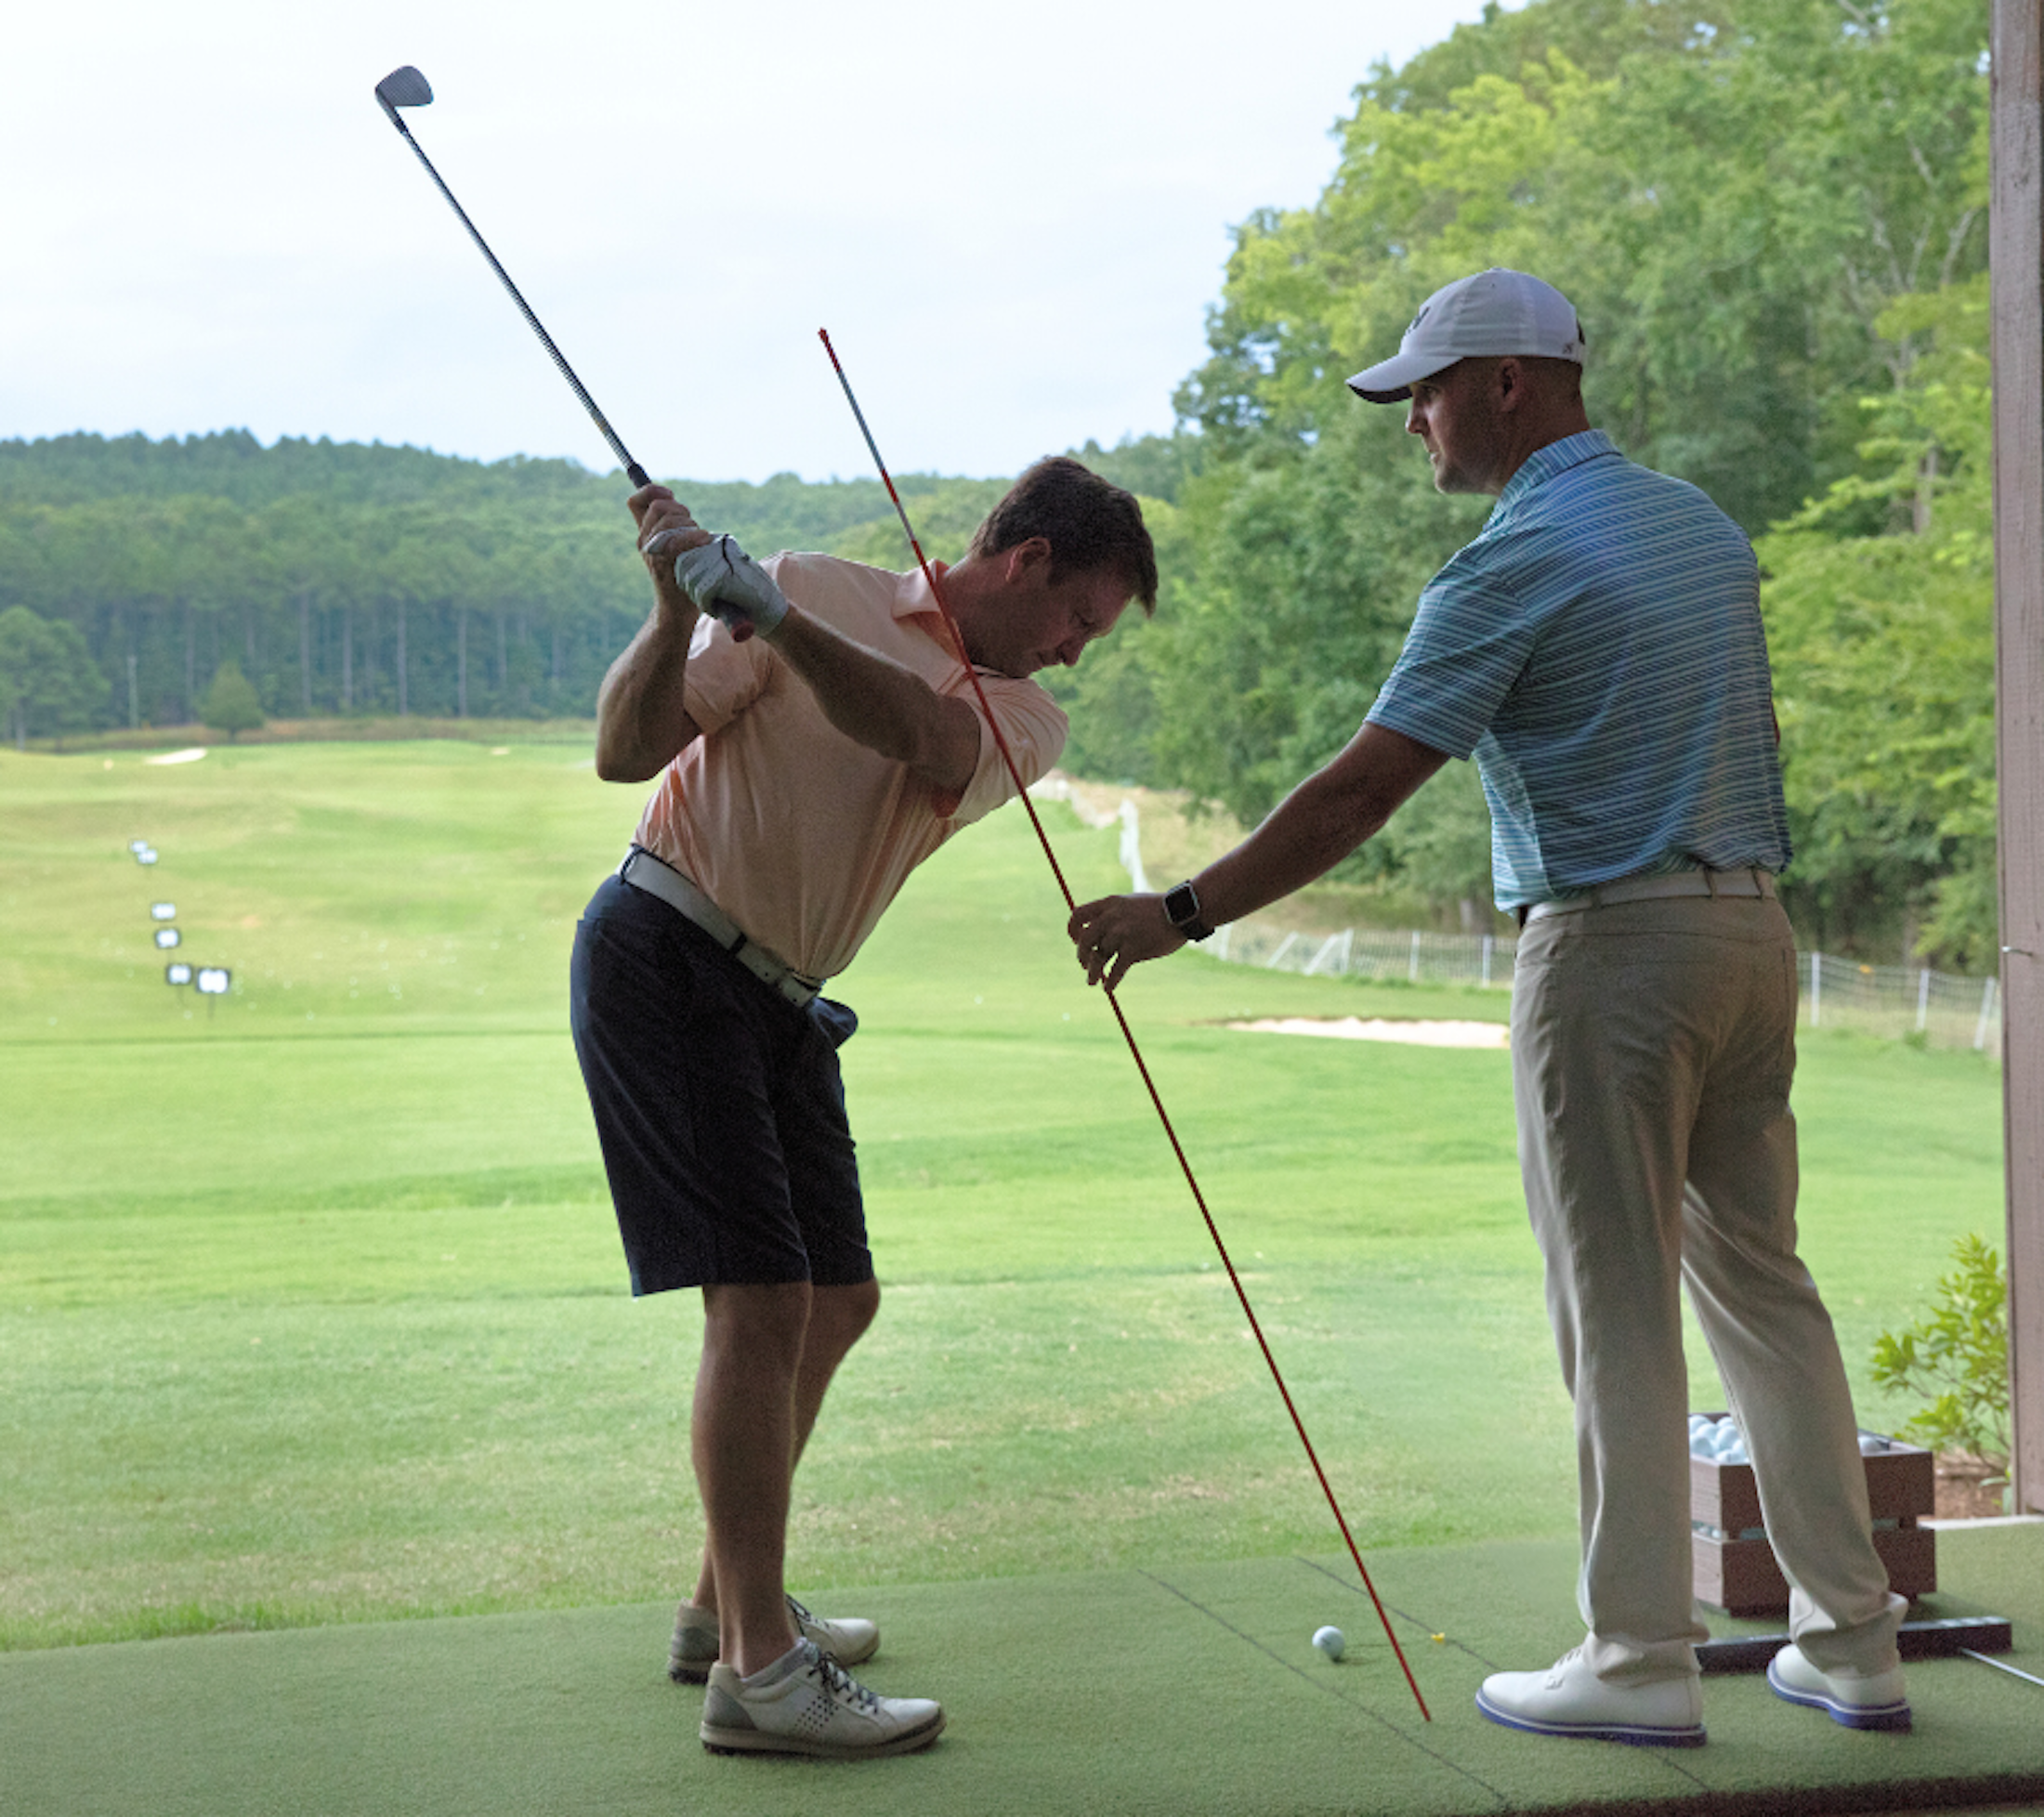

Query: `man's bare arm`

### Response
(1198, 723, 1449, 922)
(593, 488, 708, 783)
(767, 605, 981, 795)
(1069, 723, 1449, 988)
(661, 532, 982, 796)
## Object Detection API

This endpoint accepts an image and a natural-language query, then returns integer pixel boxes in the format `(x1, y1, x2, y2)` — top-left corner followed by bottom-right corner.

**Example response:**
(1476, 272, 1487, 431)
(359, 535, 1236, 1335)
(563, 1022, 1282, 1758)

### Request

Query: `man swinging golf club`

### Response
(1070, 268, 1908, 1745)
(570, 457, 1156, 1758)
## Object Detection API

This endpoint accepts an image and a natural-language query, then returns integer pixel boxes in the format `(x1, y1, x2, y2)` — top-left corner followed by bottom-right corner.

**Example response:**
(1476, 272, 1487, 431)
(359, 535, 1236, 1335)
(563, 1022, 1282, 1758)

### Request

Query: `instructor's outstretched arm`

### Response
(1069, 723, 1448, 989)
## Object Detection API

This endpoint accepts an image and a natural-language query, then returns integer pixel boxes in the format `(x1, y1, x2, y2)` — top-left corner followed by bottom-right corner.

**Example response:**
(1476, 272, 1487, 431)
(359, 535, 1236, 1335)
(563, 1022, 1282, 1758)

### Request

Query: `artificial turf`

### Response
(5, 1523, 2038, 1816)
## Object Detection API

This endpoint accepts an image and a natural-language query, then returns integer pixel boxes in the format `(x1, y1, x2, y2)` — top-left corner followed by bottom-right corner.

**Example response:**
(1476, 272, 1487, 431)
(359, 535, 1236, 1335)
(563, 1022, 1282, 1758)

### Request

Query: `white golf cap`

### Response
(1347, 268, 1585, 402)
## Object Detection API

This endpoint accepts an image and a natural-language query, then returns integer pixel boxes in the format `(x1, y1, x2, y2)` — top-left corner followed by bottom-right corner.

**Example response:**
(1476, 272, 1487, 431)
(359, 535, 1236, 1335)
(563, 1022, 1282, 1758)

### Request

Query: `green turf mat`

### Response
(8, 1527, 2039, 1817)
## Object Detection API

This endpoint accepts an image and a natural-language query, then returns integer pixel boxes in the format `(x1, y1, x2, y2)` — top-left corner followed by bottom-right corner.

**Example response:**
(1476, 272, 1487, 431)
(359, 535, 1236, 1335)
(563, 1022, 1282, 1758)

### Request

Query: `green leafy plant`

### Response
(201, 660, 265, 741)
(1870, 1233, 2011, 1484)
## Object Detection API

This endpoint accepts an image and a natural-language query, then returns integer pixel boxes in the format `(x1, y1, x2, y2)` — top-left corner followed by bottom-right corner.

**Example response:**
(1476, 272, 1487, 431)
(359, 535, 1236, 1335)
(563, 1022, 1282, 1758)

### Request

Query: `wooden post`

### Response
(1990, 0, 2044, 1514)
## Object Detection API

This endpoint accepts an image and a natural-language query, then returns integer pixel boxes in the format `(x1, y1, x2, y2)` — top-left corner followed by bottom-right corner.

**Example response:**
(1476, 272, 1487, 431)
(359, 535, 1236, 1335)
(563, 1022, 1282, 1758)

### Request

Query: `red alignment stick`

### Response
(817, 329, 1431, 1722)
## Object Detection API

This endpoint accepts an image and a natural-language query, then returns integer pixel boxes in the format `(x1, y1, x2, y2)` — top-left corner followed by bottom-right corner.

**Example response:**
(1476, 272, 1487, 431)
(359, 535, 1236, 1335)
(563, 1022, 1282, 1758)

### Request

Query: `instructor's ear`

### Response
(1494, 357, 1526, 411)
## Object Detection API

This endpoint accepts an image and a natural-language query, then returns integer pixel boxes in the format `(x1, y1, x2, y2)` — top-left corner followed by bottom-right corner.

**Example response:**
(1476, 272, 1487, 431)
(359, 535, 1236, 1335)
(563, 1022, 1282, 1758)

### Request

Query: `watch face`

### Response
(1165, 883, 1199, 926)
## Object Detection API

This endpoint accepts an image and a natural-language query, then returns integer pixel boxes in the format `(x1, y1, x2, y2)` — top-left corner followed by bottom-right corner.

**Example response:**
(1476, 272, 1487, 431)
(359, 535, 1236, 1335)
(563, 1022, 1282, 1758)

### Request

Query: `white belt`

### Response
(618, 848, 825, 1008)
(1521, 867, 1776, 924)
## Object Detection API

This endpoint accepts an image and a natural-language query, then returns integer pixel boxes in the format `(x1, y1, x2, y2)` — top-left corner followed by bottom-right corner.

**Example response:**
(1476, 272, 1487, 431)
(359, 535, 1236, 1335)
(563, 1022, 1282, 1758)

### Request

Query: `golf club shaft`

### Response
(381, 112, 650, 490)
(817, 329, 1433, 1723)
(1962, 1648, 2044, 1688)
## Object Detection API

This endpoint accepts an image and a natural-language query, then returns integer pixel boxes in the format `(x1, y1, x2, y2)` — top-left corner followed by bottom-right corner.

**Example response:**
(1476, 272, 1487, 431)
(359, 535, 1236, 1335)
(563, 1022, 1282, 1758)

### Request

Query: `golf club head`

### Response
(375, 66, 434, 120)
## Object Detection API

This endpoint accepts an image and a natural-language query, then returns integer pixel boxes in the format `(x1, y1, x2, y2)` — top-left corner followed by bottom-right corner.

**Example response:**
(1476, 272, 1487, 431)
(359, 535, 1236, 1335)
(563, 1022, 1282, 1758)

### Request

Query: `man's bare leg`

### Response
(691, 1280, 808, 1676)
(793, 1280, 884, 1461)
(689, 1279, 882, 1668)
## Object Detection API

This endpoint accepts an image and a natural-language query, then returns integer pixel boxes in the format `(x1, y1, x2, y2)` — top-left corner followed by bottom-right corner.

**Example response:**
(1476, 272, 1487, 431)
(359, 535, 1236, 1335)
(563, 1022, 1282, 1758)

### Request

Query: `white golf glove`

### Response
(670, 535, 791, 639)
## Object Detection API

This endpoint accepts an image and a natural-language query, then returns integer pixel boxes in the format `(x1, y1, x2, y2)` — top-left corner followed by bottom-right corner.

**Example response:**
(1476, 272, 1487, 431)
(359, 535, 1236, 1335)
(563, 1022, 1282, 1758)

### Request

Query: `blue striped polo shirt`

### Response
(1366, 430, 1790, 910)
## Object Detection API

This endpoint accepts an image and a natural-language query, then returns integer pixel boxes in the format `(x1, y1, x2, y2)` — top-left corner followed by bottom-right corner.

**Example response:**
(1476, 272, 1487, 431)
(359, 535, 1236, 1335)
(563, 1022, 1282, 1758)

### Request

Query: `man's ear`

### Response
(1494, 356, 1526, 412)
(1000, 535, 1055, 584)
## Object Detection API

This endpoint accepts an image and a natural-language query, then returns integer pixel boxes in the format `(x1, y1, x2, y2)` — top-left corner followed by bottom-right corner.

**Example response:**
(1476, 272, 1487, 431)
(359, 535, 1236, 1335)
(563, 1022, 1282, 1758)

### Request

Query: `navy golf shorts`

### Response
(569, 871, 871, 1295)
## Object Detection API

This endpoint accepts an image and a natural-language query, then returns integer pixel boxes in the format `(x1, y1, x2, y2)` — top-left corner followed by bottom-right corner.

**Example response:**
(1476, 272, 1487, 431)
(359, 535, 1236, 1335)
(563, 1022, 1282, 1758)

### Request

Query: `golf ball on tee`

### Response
(1313, 1625, 1345, 1660)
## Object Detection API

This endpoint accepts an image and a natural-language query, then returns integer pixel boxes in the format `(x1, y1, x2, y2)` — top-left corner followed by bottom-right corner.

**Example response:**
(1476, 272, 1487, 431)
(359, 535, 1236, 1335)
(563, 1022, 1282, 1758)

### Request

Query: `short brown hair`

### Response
(969, 456, 1158, 614)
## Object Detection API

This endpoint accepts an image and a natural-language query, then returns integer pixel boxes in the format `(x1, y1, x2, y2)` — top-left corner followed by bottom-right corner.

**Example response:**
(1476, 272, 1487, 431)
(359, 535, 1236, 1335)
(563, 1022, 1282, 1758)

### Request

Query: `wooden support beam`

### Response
(1990, 0, 2044, 1514)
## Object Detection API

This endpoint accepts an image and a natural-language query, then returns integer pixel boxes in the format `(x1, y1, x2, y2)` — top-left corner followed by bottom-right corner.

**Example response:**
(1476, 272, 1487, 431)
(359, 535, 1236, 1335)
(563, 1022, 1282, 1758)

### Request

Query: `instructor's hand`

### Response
(1068, 893, 1183, 989)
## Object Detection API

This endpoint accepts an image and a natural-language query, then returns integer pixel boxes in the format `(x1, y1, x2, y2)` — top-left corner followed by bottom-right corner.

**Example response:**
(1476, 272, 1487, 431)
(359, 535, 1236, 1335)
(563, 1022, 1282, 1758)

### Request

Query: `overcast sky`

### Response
(3, 0, 1496, 485)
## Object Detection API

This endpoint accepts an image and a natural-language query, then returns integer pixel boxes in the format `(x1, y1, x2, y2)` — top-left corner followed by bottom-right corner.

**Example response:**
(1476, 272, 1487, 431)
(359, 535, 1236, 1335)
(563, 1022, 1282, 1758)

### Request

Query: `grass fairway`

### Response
(0, 741, 2007, 1652)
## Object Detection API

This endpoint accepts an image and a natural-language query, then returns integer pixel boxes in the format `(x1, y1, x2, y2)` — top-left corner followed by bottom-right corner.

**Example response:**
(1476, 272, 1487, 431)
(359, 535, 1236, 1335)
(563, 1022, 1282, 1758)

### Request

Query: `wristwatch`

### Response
(1162, 880, 1215, 943)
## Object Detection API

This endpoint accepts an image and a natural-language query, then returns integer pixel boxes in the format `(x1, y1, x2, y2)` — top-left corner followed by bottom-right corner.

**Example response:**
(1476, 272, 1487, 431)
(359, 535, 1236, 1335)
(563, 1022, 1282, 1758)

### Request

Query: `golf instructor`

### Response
(1068, 269, 1908, 1744)
(573, 458, 1155, 1759)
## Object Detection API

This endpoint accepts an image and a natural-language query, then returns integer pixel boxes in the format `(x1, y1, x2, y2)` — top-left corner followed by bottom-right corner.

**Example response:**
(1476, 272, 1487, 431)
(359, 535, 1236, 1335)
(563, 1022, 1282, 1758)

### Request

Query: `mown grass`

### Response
(0, 742, 2006, 1650)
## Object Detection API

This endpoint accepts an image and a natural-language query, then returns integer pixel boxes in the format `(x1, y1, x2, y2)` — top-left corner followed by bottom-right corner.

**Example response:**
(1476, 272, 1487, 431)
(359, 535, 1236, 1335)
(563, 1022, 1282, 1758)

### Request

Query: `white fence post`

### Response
(1976, 975, 1999, 1052)
(1811, 951, 1823, 1026)
(1409, 930, 1422, 984)
(1117, 798, 1148, 895)
(1917, 966, 1933, 1034)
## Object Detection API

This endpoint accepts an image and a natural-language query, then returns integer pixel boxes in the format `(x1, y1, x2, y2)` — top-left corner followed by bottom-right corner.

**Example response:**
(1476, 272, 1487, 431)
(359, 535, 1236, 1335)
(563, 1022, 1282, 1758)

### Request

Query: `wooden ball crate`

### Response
(1690, 1417, 1937, 1616)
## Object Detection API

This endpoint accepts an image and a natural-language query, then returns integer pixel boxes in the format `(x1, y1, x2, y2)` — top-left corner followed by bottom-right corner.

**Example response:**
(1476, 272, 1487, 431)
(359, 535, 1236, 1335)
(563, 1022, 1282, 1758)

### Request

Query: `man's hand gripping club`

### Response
(641, 512, 790, 644)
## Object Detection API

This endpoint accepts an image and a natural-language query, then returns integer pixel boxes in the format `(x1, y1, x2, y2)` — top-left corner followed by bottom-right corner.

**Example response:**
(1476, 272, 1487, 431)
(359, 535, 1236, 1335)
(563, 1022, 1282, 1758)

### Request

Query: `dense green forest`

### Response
(0, 0, 1996, 966)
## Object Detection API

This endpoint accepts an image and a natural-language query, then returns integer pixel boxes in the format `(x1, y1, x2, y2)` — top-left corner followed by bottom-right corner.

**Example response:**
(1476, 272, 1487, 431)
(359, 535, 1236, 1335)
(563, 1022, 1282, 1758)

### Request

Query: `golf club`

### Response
(1697, 1615, 2014, 1674)
(373, 65, 651, 490)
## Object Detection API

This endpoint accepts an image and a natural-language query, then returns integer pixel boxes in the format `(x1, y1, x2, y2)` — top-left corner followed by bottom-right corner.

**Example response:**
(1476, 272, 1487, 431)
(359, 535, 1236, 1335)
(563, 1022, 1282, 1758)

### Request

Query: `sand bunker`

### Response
(1228, 1016, 1508, 1049)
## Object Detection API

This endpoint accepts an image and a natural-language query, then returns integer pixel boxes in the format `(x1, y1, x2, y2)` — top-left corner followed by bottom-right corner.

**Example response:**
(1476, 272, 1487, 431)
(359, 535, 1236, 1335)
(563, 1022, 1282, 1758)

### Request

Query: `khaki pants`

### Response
(1511, 893, 1904, 1682)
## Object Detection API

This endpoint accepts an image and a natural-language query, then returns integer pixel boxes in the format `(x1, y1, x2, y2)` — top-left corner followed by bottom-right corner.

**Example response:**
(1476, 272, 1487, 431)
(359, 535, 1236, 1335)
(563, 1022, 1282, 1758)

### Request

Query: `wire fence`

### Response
(1211, 922, 2002, 1054)
(1036, 776, 2005, 1059)
(1218, 922, 1518, 989)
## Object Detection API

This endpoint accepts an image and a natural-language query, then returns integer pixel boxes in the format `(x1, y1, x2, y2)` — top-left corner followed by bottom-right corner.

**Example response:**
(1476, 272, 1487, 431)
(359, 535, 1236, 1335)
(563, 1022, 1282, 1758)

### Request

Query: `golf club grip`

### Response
(639, 530, 756, 642)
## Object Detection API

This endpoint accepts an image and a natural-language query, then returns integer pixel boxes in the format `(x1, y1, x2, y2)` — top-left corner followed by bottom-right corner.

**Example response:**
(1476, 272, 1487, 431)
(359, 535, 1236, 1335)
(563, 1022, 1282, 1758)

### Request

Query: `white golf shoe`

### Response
(699, 1637, 944, 1758)
(1766, 1642, 1911, 1731)
(668, 1593, 879, 1684)
(1476, 1647, 1707, 1746)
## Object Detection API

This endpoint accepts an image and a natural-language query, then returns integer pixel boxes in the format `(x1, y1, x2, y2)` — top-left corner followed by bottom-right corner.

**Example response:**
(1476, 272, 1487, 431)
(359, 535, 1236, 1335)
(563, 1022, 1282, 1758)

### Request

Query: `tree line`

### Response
(0, 0, 1995, 967)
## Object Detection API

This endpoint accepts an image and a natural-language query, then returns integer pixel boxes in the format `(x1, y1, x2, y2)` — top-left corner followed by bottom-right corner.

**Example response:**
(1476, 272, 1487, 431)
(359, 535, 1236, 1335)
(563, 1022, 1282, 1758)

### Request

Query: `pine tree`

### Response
(201, 660, 265, 741)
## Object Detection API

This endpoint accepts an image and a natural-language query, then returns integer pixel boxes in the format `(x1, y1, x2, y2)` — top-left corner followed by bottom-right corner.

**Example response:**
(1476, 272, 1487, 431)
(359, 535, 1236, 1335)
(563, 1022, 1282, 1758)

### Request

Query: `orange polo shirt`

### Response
(632, 551, 1068, 981)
